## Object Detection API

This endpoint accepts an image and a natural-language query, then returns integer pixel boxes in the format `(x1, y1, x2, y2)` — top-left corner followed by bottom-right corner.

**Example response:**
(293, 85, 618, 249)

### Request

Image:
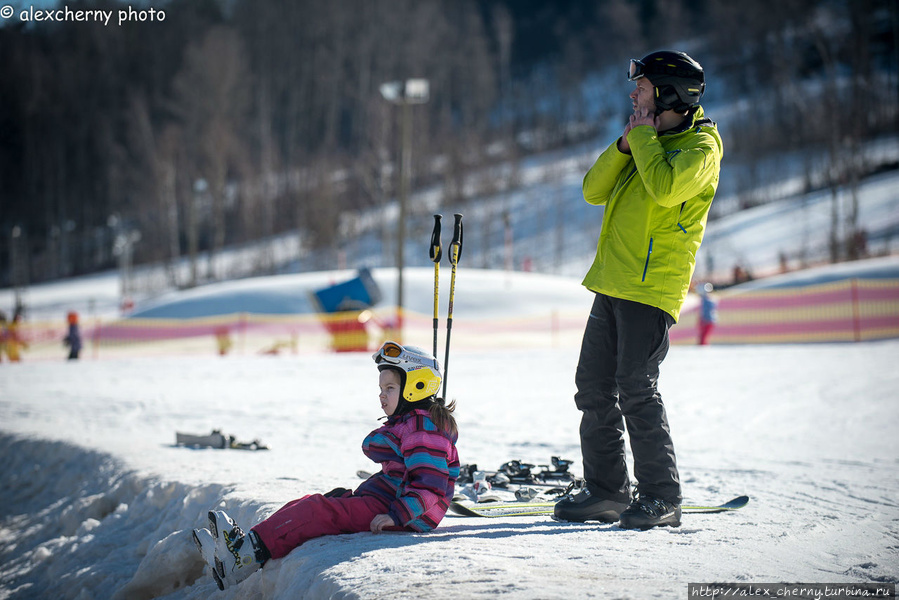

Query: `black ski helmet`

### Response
(628, 50, 705, 114)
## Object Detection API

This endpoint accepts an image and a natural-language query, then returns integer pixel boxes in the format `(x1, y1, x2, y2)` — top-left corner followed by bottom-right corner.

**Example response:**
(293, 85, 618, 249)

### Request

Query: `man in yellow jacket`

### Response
(555, 51, 723, 530)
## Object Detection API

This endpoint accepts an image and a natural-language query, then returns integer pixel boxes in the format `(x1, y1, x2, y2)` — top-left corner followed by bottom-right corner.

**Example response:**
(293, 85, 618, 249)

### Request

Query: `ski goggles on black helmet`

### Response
(628, 52, 705, 85)
(627, 58, 647, 81)
(626, 51, 705, 113)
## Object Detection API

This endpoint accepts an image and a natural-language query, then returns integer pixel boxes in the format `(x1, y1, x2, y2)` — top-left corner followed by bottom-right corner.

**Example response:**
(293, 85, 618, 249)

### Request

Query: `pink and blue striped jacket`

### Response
(355, 408, 460, 531)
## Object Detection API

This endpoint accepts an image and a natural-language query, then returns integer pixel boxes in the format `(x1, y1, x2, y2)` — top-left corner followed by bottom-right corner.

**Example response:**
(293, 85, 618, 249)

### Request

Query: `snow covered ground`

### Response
(2, 266, 898, 599)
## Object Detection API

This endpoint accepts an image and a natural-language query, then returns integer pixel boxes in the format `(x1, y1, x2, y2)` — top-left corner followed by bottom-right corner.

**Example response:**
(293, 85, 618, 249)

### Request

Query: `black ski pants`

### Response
(574, 293, 681, 505)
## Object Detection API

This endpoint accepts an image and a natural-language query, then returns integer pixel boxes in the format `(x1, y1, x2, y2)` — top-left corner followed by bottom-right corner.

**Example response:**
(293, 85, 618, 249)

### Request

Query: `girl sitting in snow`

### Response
(193, 341, 460, 590)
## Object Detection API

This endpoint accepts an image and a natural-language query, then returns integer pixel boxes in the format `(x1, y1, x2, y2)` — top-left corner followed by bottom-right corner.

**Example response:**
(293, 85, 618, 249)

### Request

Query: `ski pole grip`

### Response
(450, 213, 463, 265)
(430, 214, 442, 263)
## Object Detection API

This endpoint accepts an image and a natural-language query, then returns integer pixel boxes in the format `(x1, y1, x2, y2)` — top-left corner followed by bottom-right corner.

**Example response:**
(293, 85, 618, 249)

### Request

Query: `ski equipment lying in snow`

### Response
(358, 456, 582, 502)
(449, 495, 750, 519)
(175, 430, 269, 451)
(457, 457, 579, 486)
(361, 457, 747, 518)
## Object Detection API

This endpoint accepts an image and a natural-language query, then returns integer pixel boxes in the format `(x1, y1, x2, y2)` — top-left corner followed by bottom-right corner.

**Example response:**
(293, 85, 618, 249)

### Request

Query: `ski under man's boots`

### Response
(193, 510, 268, 590)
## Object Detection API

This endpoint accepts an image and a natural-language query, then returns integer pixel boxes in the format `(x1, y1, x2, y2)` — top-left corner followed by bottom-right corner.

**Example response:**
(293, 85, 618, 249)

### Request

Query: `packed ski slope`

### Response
(2, 266, 898, 599)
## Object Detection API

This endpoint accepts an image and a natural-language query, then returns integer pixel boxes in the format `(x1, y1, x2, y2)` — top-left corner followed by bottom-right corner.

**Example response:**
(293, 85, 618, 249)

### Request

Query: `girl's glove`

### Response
(323, 487, 352, 498)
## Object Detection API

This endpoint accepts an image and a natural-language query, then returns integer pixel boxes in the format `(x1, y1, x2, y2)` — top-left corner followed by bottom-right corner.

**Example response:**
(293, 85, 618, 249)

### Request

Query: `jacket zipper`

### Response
(677, 202, 687, 233)
(642, 237, 653, 282)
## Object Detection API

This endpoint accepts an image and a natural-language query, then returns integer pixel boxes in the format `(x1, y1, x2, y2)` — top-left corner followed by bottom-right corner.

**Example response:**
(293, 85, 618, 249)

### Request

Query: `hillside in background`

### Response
(6, 147, 896, 323)
(2, 0, 897, 294)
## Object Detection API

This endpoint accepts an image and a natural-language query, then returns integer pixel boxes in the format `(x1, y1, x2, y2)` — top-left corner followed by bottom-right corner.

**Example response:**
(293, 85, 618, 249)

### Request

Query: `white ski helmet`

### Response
(372, 341, 442, 403)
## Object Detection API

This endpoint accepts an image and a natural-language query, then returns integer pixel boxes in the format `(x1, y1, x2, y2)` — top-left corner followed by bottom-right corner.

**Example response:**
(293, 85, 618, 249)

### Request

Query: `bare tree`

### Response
(125, 93, 186, 286)
(170, 25, 251, 283)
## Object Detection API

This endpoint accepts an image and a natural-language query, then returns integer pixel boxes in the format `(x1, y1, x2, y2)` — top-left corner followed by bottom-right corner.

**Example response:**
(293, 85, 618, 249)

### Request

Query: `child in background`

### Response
(193, 341, 460, 590)
(64, 311, 83, 360)
(698, 283, 718, 345)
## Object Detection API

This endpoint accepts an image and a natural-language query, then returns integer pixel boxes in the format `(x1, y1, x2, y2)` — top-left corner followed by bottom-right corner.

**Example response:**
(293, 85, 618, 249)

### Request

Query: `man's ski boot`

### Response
(207, 510, 269, 589)
(553, 488, 629, 523)
(617, 495, 681, 530)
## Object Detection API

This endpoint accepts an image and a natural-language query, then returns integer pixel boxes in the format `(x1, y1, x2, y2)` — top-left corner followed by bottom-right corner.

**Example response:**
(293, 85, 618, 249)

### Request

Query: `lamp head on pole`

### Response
(403, 79, 429, 103)
(379, 81, 403, 103)
(380, 79, 430, 104)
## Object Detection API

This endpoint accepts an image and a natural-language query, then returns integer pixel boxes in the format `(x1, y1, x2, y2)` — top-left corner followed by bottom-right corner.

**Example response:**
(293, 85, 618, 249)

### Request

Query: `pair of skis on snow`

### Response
(449, 495, 750, 519)
(453, 457, 747, 513)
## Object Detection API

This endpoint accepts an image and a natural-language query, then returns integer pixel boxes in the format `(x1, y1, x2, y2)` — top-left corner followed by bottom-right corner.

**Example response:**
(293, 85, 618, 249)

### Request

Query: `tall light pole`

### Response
(109, 214, 141, 313)
(380, 78, 429, 342)
(9, 225, 25, 314)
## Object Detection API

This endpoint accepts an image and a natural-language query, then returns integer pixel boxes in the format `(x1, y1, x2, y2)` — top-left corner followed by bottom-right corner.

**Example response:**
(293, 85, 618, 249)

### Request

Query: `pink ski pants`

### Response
(251, 494, 400, 559)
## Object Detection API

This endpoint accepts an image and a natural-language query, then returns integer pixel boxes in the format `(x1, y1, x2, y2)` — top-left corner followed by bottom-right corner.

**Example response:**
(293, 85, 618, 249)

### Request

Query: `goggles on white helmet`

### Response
(372, 341, 442, 403)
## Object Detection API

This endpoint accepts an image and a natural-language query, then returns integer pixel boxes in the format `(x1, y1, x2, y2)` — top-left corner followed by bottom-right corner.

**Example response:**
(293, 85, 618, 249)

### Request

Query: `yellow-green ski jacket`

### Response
(581, 106, 723, 322)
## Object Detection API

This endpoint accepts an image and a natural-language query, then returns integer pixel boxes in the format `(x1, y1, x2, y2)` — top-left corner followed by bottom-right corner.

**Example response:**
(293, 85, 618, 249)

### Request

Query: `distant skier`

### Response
(4, 311, 28, 362)
(193, 341, 460, 590)
(557, 50, 723, 530)
(697, 283, 718, 345)
(214, 326, 232, 356)
(64, 311, 83, 360)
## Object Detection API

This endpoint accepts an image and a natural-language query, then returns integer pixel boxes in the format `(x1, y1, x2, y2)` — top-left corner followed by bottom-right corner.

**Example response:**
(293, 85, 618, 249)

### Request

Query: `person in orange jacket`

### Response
(64, 311, 83, 360)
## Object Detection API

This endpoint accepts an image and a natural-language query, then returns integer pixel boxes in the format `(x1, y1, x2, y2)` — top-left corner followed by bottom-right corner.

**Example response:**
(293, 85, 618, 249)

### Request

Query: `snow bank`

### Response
(0, 435, 213, 599)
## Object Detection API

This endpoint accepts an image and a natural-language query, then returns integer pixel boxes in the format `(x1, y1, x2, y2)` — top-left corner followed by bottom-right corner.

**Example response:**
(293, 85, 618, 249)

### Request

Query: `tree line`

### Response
(1, 0, 896, 291)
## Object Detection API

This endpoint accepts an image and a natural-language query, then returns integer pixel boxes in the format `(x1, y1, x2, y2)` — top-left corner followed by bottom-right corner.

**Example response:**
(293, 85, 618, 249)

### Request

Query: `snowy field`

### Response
(2, 266, 899, 599)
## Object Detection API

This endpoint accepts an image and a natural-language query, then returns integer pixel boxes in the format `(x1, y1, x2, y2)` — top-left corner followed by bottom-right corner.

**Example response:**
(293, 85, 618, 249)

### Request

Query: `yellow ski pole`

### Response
(429, 214, 442, 360)
(442, 213, 463, 401)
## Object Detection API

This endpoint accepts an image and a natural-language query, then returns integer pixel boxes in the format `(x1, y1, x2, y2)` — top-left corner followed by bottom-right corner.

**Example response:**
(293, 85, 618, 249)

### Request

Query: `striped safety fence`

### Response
(671, 278, 899, 345)
(4, 277, 898, 361)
